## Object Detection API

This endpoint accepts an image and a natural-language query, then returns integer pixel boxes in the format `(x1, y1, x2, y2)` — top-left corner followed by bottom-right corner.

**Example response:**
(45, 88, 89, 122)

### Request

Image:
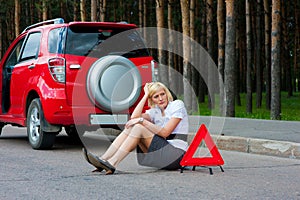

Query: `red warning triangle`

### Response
(180, 124, 224, 167)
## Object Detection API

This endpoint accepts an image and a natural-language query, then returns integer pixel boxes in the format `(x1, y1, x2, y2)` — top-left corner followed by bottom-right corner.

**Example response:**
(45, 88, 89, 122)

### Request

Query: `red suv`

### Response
(0, 18, 156, 149)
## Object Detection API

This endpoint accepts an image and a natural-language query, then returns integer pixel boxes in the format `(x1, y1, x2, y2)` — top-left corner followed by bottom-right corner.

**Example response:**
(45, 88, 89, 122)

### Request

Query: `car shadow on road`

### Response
(53, 132, 114, 151)
(0, 132, 114, 152)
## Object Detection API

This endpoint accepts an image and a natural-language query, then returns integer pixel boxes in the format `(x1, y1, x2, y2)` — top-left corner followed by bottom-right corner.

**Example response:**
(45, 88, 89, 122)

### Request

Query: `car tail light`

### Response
(151, 60, 159, 82)
(48, 58, 65, 83)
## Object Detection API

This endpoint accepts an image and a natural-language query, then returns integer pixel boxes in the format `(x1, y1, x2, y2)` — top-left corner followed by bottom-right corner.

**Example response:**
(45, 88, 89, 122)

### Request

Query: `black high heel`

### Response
(82, 148, 103, 172)
(86, 152, 116, 175)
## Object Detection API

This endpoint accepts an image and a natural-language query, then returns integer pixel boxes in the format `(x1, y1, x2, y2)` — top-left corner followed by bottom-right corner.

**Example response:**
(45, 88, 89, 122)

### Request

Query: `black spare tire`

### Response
(87, 55, 142, 112)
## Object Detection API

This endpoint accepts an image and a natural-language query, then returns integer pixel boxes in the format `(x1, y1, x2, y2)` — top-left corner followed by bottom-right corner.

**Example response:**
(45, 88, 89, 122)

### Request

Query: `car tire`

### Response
(86, 55, 142, 112)
(27, 98, 56, 150)
(0, 122, 5, 135)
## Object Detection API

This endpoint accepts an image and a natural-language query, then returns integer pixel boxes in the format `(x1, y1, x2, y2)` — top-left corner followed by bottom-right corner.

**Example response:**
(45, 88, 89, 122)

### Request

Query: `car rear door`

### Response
(64, 23, 153, 112)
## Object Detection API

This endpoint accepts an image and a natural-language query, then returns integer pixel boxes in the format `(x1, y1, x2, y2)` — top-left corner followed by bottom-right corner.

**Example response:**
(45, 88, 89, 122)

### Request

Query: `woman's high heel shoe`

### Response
(86, 152, 116, 175)
(82, 148, 103, 172)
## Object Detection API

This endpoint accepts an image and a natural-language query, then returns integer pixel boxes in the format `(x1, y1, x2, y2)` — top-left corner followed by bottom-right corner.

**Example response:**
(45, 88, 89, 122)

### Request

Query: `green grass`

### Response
(198, 92, 300, 121)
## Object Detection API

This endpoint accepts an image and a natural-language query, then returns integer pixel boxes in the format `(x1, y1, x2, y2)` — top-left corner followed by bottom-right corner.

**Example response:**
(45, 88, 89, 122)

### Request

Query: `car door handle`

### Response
(70, 64, 81, 69)
(28, 65, 35, 69)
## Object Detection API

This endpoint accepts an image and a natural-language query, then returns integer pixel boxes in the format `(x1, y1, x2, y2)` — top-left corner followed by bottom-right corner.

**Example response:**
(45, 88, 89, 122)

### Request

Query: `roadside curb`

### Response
(187, 133, 300, 159)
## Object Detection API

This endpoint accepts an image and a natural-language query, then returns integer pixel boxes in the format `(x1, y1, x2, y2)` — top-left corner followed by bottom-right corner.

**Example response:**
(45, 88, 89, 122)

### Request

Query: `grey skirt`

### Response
(136, 135, 185, 170)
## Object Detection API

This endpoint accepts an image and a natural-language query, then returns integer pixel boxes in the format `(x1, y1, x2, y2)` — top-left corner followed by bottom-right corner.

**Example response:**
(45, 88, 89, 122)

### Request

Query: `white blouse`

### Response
(145, 100, 189, 151)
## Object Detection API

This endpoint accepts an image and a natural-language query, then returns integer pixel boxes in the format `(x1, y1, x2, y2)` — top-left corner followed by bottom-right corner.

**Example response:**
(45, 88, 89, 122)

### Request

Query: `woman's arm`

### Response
(142, 117, 181, 138)
(142, 100, 186, 138)
(125, 116, 181, 138)
(130, 84, 150, 119)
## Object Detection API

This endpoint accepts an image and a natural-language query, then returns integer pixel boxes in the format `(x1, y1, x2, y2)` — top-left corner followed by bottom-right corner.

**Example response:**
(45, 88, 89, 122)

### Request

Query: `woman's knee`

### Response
(129, 124, 151, 138)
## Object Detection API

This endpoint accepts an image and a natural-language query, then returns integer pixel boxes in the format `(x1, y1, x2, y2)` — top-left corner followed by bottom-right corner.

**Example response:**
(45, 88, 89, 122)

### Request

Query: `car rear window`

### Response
(65, 26, 149, 58)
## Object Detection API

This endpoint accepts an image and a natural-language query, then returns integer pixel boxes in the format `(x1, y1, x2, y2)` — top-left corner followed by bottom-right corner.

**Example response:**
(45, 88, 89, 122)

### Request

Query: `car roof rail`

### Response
(22, 18, 64, 33)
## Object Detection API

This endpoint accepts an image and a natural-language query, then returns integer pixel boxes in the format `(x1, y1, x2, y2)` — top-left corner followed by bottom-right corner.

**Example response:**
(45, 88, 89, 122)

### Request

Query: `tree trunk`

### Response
(180, 0, 192, 112)
(224, 0, 236, 117)
(190, 0, 198, 112)
(0, 20, 2, 58)
(207, 0, 214, 109)
(42, 0, 48, 21)
(15, 0, 20, 36)
(264, 0, 271, 110)
(73, 1, 79, 21)
(30, 0, 35, 24)
(156, 0, 168, 86)
(255, 0, 262, 108)
(198, 4, 207, 103)
(120, 1, 124, 21)
(176, 32, 184, 95)
(60, 0, 67, 20)
(270, 0, 281, 120)
(91, 0, 97, 21)
(294, 0, 300, 93)
(282, 2, 293, 97)
(143, 0, 147, 40)
(139, 0, 143, 27)
(217, 0, 225, 115)
(206, 0, 213, 55)
(100, 0, 106, 22)
(24, 0, 29, 25)
(235, 1, 241, 107)
(246, 0, 253, 114)
(168, 0, 176, 92)
(80, 0, 86, 21)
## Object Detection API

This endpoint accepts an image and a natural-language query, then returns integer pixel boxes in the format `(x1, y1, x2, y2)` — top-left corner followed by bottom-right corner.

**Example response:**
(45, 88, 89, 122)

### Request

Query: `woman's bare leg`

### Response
(101, 128, 131, 160)
(107, 124, 154, 167)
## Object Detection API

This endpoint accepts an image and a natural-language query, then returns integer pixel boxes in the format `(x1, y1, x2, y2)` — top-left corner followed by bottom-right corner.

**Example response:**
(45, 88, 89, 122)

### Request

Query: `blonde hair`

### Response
(147, 82, 173, 108)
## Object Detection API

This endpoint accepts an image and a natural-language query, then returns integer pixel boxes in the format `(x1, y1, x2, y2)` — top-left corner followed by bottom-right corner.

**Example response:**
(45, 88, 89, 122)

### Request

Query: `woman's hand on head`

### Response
(143, 83, 152, 97)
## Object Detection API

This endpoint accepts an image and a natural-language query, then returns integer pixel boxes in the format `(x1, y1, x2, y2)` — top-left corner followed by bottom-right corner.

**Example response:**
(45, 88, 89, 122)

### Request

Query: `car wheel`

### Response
(27, 98, 56, 150)
(86, 55, 142, 112)
(0, 122, 4, 135)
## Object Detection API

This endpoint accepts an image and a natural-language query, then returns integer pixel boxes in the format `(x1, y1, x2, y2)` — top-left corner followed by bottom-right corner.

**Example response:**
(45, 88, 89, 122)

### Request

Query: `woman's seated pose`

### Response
(83, 82, 189, 174)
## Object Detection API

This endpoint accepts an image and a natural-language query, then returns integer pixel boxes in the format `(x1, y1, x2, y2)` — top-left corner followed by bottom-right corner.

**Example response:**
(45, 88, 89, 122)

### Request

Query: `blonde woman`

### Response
(83, 82, 189, 174)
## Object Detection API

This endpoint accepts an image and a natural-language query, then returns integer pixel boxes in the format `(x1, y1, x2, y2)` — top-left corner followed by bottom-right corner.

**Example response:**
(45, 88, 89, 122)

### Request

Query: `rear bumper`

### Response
(90, 114, 128, 125)
(43, 101, 129, 126)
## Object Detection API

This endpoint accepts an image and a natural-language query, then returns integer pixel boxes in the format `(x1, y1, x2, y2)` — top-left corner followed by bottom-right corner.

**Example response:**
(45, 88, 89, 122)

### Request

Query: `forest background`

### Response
(0, 0, 299, 121)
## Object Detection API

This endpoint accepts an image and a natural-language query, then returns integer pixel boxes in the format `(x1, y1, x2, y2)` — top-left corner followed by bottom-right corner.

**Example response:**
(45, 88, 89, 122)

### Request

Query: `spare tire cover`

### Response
(86, 55, 142, 112)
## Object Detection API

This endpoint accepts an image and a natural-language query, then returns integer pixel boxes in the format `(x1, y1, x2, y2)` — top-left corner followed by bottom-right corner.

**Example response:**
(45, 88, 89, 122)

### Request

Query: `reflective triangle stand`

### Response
(180, 124, 225, 175)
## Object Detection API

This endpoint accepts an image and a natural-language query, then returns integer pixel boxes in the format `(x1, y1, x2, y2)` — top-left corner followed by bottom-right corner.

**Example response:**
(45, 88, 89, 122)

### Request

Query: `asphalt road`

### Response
(1, 126, 300, 200)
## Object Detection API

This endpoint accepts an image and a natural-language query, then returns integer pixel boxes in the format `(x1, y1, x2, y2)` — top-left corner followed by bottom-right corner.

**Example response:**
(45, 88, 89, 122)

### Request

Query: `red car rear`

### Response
(0, 18, 157, 149)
